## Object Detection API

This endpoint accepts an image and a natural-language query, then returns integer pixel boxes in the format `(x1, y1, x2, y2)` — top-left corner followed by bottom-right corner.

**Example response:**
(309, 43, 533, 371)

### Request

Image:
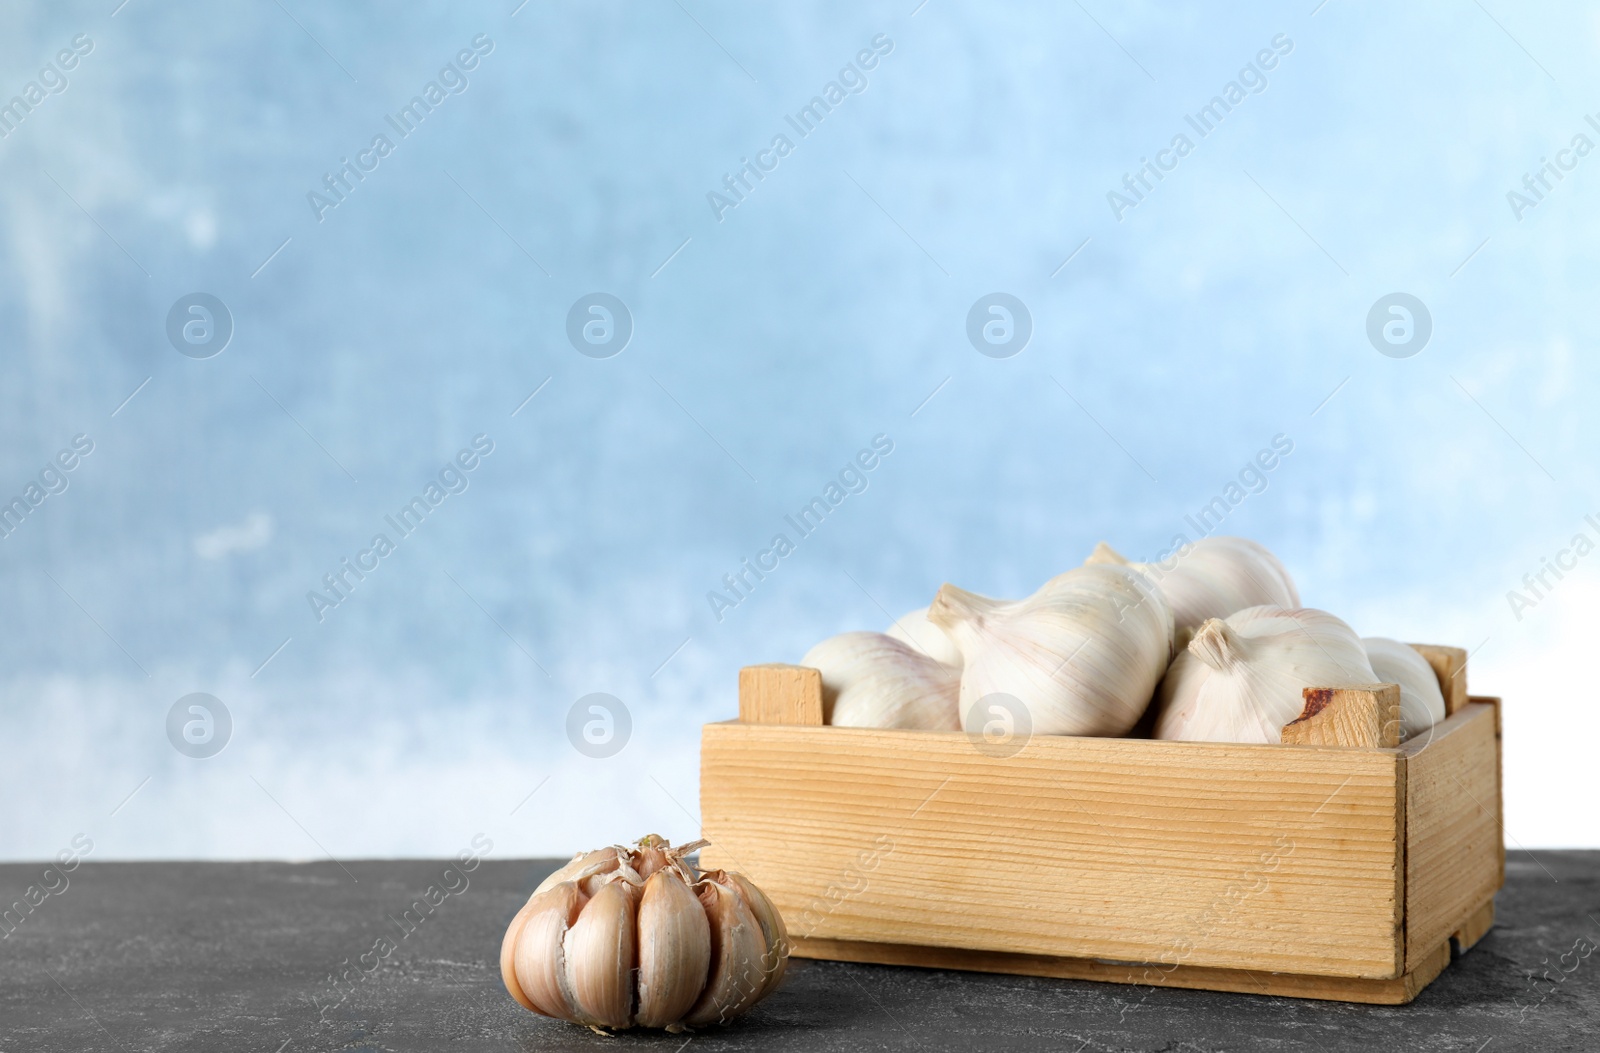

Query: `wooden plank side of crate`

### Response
(700, 722, 1406, 979)
(1401, 703, 1502, 972)
(1471, 695, 1507, 880)
(788, 935, 1452, 1006)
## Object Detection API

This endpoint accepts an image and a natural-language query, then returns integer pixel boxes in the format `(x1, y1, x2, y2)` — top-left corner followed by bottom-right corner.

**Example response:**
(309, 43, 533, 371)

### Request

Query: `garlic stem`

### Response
(925, 583, 1006, 661)
(1188, 618, 1242, 672)
(1085, 541, 1130, 566)
(927, 583, 1002, 628)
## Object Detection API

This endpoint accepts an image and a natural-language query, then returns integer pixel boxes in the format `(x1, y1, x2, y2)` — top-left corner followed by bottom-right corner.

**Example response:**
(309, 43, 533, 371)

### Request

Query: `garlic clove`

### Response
(1087, 537, 1299, 637)
(501, 895, 545, 1013)
(1155, 606, 1377, 743)
(885, 606, 964, 667)
(634, 867, 711, 1028)
(929, 564, 1174, 737)
(802, 631, 960, 731)
(1363, 637, 1447, 737)
(683, 876, 771, 1027)
(562, 877, 640, 1029)
(534, 846, 621, 897)
(512, 881, 587, 1019)
(725, 872, 789, 1000)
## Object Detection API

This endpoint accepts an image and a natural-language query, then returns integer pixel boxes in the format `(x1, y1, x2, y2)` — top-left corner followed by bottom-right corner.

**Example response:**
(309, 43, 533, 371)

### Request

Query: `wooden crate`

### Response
(699, 645, 1502, 1004)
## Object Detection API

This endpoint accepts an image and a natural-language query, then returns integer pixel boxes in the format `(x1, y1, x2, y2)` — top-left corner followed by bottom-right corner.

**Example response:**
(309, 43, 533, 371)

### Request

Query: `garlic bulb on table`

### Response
(802, 631, 960, 730)
(1154, 606, 1376, 743)
(884, 606, 963, 668)
(1363, 637, 1446, 737)
(1087, 536, 1299, 639)
(501, 835, 787, 1031)
(926, 564, 1174, 737)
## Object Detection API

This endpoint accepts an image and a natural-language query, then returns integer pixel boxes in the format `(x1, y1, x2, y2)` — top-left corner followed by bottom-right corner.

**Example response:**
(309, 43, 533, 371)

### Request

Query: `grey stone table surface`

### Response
(1, 851, 1595, 1052)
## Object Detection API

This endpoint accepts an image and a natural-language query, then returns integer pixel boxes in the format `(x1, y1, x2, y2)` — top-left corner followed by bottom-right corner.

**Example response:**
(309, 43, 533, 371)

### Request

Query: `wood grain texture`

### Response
(1282, 684, 1402, 748)
(1470, 695, 1507, 881)
(738, 664, 823, 725)
(701, 722, 1406, 979)
(1399, 704, 1502, 972)
(787, 935, 1451, 1005)
(1410, 644, 1469, 715)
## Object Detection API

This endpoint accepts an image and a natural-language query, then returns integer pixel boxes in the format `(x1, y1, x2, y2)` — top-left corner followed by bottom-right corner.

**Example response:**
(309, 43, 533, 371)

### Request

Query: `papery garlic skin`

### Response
(802, 631, 960, 731)
(1155, 606, 1376, 743)
(724, 873, 788, 1001)
(927, 564, 1175, 737)
(1087, 537, 1299, 639)
(1363, 637, 1446, 738)
(885, 607, 964, 667)
(532, 846, 626, 897)
(501, 836, 786, 1032)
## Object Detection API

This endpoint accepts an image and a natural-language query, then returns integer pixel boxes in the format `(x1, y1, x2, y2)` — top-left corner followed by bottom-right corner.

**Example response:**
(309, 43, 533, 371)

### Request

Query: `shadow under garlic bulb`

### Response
(500, 835, 787, 1032)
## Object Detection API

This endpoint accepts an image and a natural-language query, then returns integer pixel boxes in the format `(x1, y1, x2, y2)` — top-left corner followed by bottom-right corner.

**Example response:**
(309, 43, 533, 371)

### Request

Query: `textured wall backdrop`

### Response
(1, 1, 1595, 860)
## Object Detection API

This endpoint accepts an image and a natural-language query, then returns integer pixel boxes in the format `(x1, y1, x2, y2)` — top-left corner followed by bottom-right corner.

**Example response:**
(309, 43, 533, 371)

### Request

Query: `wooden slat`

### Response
(701, 722, 1405, 979)
(1282, 685, 1401, 748)
(1410, 644, 1469, 715)
(789, 935, 1450, 1006)
(1452, 898, 1495, 955)
(1399, 704, 1502, 972)
(1470, 695, 1507, 881)
(738, 664, 823, 725)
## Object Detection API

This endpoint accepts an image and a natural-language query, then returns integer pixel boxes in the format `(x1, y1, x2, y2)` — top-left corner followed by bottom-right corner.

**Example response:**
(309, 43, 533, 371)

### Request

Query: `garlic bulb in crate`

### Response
(927, 563, 1174, 737)
(803, 631, 961, 731)
(1086, 536, 1299, 638)
(500, 835, 787, 1031)
(884, 606, 964, 667)
(1154, 606, 1377, 743)
(1362, 636, 1446, 737)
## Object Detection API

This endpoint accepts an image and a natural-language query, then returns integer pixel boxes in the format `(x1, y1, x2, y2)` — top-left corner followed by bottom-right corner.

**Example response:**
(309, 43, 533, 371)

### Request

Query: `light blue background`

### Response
(1, 1, 1594, 859)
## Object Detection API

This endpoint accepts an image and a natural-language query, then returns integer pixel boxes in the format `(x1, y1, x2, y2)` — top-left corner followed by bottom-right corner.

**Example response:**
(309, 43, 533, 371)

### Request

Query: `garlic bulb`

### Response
(1363, 637, 1446, 738)
(1087, 537, 1299, 639)
(1154, 606, 1377, 743)
(501, 835, 787, 1032)
(926, 564, 1174, 737)
(885, 606, 963, 667)
(802, 631, 960, 730)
